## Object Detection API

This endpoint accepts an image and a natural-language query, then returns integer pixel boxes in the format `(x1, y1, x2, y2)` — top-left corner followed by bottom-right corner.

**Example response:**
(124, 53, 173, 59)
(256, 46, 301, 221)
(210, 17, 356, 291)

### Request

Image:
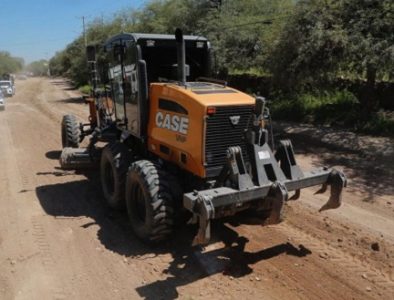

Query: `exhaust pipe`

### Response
(175, 28, 186, 84)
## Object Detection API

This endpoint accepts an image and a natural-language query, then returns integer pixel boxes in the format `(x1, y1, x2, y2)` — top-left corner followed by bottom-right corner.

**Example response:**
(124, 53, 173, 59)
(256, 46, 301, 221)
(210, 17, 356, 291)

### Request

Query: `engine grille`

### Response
(205, 105, 254, 177)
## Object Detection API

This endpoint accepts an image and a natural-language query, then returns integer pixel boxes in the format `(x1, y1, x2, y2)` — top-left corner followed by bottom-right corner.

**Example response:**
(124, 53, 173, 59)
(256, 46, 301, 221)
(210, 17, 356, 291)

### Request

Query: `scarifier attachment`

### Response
(192, 194, 215, 246)
(184, 132, 347, 245)
(317, 170, 347, 212)
(59, 147, 97, 169)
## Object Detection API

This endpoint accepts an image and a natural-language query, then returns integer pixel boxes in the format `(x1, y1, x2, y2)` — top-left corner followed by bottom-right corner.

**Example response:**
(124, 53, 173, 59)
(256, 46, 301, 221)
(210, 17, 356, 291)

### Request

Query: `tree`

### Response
(270, 0, 394, 111)
(48, 0, 293, 84)
(340, 0, 394, 111)
(188, 0, 293, 74)
(0, 51, 24, 74)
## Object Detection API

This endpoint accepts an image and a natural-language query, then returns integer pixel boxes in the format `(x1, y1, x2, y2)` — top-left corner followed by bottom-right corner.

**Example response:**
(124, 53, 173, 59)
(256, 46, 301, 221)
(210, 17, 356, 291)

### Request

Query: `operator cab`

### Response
(97, 33, 212, 139)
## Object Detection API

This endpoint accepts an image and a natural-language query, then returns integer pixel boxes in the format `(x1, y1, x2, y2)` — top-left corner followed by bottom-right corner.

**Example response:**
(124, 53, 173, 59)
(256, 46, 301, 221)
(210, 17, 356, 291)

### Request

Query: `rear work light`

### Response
(207, 106, 216, 115)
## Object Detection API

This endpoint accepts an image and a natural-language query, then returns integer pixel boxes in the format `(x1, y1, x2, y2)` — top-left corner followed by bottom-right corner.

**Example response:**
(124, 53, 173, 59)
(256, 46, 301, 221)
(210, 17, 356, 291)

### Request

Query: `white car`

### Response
(0, 80, 15, 97)
(0, 90, 5, 110)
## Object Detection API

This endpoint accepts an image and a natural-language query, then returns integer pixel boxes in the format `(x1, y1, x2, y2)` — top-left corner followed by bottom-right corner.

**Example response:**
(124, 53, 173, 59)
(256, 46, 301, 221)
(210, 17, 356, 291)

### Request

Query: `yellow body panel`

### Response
(147, 82, 255, 178)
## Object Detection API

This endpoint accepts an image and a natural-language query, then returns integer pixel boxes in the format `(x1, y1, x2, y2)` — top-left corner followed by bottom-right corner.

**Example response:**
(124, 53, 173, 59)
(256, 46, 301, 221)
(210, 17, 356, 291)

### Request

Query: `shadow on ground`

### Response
(55, 97, 85, 104)
(45, 150, 61, 160)
(277, 130, 394, 202)
(50, 79, 76, 91)
(35, 167, 311, 299)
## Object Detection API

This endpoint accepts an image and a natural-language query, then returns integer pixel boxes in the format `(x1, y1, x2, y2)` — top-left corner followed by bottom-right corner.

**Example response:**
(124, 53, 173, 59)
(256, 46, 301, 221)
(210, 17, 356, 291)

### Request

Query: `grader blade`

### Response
(59, 147, 97, 169)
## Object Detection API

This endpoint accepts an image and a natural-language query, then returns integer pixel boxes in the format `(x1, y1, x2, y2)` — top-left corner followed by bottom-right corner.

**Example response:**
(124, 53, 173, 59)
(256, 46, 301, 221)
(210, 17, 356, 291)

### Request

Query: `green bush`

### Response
(271, 89, 359, 124)
(78, 84, 91, 95)
(271, 89, 394, 136)
(361, 113, 394, 136)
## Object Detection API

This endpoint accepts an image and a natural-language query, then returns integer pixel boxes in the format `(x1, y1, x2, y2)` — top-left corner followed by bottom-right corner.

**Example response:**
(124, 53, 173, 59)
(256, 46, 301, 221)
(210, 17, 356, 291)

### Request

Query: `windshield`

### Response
(0, 81, 11, 87)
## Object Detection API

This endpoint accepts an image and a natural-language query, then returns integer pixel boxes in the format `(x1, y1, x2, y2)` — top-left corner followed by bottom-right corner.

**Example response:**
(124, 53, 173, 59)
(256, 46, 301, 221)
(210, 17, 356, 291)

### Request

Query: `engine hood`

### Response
(154, 82, 255, 107)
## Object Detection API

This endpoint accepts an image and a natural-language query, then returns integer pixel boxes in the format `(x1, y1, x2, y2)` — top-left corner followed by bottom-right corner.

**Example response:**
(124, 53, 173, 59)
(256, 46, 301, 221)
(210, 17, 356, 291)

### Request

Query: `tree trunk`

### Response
(361, 64, 378, 118)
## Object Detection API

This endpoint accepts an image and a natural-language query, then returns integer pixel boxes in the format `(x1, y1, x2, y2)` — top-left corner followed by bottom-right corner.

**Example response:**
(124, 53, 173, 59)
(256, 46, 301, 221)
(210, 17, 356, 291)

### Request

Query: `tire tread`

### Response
(61, 114, 80, 148)
(127, 160, 175, 242)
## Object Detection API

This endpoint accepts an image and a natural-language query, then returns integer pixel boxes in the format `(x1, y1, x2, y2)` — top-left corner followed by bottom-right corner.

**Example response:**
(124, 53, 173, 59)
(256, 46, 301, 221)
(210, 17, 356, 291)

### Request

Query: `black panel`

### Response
(160, 144, 170, 155)
(205, 105, 254, 177)
(159, 98, 188, 115)
(193, 89, 237, 95)
(181, 153, 187, 164)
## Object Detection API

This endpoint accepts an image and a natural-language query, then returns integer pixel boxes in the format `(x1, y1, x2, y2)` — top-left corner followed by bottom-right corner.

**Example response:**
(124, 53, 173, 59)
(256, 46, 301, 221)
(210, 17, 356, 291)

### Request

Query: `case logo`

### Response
(229, 115, 240, 126)
(155, 111, 189, 135)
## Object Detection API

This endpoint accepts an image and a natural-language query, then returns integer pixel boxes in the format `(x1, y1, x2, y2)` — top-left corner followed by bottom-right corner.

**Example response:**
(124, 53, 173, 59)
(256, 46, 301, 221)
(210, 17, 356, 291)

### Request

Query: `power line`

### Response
(224, 16, 290, 30)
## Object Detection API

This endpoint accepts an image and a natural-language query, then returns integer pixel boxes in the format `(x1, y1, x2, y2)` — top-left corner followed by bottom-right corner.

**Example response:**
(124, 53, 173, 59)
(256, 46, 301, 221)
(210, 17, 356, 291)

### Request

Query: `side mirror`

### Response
(86, 45, 96, 62)
(138, 60, 148, 101)
(255, 96, 266, 116)
(113, 44, 125, 62)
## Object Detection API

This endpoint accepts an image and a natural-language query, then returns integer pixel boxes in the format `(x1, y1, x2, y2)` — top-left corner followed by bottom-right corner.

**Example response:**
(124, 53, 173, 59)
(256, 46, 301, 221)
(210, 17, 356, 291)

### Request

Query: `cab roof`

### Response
(104, 33, 208, 48)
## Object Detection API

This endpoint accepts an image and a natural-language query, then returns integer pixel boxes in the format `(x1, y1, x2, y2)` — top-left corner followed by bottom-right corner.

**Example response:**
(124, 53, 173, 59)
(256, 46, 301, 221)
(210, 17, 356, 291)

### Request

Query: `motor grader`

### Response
(60, 29, 346, 245)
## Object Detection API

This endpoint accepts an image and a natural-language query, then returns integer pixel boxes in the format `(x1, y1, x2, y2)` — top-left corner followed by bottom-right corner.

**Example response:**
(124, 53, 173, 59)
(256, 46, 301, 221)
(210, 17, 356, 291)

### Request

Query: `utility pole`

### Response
(82, 16, 87, 47)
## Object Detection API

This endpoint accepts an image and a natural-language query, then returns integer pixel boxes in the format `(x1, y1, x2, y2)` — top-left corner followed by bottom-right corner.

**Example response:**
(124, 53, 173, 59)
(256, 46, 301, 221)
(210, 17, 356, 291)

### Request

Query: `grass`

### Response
(270, 89, 394, 137)
(78, 84, 91, 95)
(271, 90, 359, 123)
(361, 112, 394, 136)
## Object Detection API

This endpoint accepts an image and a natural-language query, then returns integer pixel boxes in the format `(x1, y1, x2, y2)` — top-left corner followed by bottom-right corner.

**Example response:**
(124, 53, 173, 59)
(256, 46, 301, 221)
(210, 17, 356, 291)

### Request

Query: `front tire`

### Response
(61, 114, 80, 148)
(100, 142, 131, 209)
(126, 160, 174, 243)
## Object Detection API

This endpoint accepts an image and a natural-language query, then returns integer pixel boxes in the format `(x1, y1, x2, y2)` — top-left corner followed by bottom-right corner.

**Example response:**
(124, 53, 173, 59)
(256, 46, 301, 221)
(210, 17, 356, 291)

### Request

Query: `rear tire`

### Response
(100, 142, 131, 209)
(126, 160, 174, 243)
(61, 114, 80, 148)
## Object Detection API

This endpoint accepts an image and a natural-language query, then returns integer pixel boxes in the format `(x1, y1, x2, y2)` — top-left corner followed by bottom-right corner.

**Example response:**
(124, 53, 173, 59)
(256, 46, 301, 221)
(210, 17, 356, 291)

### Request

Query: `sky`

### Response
(0, 0, 146, 64)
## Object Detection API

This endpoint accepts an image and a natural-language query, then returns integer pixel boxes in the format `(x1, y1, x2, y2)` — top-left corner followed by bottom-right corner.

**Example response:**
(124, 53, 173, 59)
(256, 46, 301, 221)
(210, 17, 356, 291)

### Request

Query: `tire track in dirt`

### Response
(8, 79, 138, 299)
(29, 78, 88, 124)
(0, 275, 12, 300)
(0, 116, 20, 300)
(24, 78, 60, 123)
(0, 116, 22, 242)
(195, 223, 374, 300)
(0, 83, 70, 300)
(277, 223, 394, 297)
(31, 216, 67, 300)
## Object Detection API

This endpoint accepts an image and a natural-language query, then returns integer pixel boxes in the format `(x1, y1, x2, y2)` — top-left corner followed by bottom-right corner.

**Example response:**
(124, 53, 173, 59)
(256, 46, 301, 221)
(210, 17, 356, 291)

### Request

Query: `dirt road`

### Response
(0, 77, 393, 300)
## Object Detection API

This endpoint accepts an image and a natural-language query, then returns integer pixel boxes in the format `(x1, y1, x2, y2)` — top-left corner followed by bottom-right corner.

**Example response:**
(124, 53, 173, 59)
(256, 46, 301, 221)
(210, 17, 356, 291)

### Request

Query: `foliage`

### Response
(271, 89, 394, 136)
(48, 0, 393, 136)
(49, 0, 292, 85)
(340, 0, 394, 81)
(0, 51, 24, 74)
(269, 1, 345, 88)
(194, 0, 293, 73)
(78, 84, 91, 95)
(360, 112, 394, 136)
(50, 0, 393, 88)
(269, 0, 394, 110)
(271, 89, 359, 124)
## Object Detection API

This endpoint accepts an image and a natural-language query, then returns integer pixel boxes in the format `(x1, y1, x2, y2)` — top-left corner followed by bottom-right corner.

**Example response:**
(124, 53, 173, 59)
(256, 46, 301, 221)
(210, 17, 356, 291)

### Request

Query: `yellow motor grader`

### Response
(60, 29, 346, 245)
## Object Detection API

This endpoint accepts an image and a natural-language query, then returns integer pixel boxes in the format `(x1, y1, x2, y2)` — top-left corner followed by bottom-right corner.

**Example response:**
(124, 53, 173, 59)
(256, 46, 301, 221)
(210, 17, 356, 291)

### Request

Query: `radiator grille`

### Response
(205, 105, 254, 177)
